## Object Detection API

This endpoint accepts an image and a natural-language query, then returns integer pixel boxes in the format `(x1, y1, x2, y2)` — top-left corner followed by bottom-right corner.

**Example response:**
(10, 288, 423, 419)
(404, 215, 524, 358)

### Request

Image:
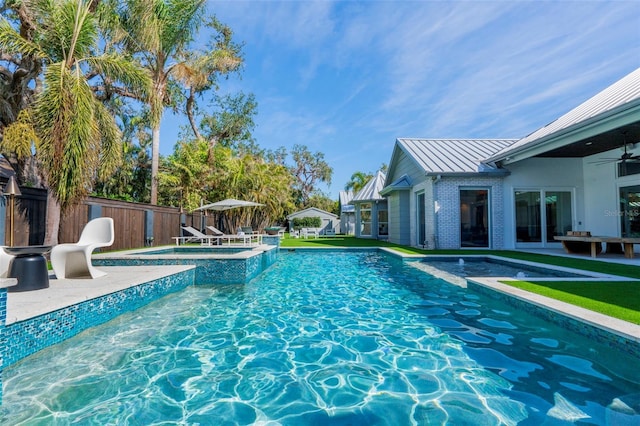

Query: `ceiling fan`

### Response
(591, 133, 640, 165)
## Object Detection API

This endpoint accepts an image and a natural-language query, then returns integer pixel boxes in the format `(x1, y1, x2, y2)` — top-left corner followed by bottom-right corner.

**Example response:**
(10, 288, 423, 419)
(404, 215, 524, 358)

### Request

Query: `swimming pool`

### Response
(421, 256, 595, 279)
(140, 246, 254, 255)
(2, 250, 639, 424)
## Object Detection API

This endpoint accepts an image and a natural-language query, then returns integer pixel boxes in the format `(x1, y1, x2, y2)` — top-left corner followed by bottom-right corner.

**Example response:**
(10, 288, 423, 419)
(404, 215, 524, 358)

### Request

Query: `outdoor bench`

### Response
(554, 234, 640, 259)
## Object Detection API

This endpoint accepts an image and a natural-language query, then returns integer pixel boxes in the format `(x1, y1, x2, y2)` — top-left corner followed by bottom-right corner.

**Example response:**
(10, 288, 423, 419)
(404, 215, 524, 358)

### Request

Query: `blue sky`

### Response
(160, 0, 640, 199)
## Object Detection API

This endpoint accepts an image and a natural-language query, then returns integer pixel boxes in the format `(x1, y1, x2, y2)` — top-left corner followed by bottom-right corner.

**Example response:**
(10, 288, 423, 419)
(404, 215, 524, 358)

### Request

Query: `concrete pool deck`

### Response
(4, 265, 193, 325)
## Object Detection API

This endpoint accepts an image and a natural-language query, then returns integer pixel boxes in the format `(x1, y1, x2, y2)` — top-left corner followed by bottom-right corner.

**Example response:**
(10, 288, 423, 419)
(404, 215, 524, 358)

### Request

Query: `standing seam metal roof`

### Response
(488, 67, 640, 161)
(397, 139, 517, 174)
(352, 170, 386, 202)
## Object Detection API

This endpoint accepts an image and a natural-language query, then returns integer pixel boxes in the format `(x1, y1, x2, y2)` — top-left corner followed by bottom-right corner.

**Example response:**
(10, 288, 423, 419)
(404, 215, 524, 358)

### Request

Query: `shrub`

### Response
(292, 217, 322, 229)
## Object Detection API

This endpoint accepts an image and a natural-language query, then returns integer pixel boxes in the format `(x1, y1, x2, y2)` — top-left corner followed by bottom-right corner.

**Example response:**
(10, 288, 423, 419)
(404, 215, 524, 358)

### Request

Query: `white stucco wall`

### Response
(582, 150, 634, 237)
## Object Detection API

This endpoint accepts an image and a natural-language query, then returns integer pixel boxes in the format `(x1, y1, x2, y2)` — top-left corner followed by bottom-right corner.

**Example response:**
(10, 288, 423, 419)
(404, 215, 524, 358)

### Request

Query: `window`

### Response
(360, 203, 372, 236)
(545, 192, 573, 242)
(618, 161, 640, 177)
(378, 209, 388, 236)
(515, 190, 572, 245)
(515, 191, 541, 243)
(620, 185, 640, 237)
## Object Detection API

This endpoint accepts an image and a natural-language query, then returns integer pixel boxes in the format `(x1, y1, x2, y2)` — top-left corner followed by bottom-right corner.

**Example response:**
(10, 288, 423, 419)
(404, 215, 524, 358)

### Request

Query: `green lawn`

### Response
(279, 235, 640, 323)
(503, 280, 640, 325)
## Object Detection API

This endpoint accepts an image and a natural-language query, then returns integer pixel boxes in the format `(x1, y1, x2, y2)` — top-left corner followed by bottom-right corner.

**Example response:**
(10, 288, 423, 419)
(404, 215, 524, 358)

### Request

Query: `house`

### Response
(338, 190, 355, 235)
(351, 170, 388, 239)
(286, 207, 339, 234)
(381, 139, 516, 248)
(381, 67, 640, 251)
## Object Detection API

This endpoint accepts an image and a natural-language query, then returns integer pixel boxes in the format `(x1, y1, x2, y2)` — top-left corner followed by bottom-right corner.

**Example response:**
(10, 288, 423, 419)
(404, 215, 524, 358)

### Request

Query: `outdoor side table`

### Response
(6, 245, 52, 292)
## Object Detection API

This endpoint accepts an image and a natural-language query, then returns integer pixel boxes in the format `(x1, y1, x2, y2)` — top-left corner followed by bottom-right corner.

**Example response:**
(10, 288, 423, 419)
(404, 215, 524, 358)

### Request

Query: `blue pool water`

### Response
(2, 250, 639, 424)
(423, 257, 589, 278)
(137, 246, 252, 255)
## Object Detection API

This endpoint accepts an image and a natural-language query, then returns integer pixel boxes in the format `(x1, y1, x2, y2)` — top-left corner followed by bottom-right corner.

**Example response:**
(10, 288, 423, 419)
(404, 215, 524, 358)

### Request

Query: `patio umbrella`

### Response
(194, 198, 264, 211)
(194, 199, 264, 234)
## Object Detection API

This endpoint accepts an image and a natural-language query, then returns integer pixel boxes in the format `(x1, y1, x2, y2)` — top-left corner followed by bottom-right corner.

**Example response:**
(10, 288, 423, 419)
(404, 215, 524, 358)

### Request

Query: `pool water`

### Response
(137, 246, 252, 255)
(423, 257, 588, 278)
(2, 251, 639, 424)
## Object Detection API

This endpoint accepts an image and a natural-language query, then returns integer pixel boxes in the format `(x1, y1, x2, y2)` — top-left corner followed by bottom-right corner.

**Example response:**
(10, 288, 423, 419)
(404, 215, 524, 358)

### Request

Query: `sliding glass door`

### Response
(460, 189, 489, 248)
(515, 189, 572, 246)
(620, 185, 640, 237)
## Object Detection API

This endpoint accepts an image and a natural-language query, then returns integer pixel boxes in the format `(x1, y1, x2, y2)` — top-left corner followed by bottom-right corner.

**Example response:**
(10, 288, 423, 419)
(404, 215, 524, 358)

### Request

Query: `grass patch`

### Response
(502, 280, 640, 324)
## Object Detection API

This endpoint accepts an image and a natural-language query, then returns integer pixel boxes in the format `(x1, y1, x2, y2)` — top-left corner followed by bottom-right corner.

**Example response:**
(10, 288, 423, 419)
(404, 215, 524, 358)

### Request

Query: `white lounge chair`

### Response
(207, 225, 257, 246)
(324, 229, 336, 237)
(173, 226, 217, 245)
(51, 217, 114, 279)
(301, 228, 319, 239)
(207, 225, 225, 236)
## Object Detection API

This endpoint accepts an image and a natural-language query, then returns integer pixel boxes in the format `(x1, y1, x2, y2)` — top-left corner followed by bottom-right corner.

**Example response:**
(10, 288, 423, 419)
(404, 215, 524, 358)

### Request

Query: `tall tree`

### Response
(0, 0, 150, 244)
(115, 0, 242, 205)
(290, 144, 333, 207)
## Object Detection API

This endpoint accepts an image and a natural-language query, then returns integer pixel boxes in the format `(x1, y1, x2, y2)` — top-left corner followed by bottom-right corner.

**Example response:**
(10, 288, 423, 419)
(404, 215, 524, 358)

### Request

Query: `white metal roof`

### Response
(397, 139, 517, 174)
(488, 67, 640, 162)
(339, 190, 355, 212)
(352, 170, 386, 202)
(286, 207, 338, 220)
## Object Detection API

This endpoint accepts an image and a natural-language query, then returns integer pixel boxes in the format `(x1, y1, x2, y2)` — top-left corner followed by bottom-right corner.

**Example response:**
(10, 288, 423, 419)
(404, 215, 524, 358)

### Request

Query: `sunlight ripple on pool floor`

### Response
(2, 251, 638, 424)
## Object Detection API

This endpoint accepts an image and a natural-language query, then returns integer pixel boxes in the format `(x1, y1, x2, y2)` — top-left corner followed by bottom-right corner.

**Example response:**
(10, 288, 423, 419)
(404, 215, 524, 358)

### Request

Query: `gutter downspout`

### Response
(432, 174, 441, 249)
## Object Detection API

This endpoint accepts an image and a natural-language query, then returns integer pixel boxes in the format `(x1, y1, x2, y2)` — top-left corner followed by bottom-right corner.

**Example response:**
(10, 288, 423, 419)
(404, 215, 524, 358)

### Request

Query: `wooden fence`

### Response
(6, 185, 215, 251)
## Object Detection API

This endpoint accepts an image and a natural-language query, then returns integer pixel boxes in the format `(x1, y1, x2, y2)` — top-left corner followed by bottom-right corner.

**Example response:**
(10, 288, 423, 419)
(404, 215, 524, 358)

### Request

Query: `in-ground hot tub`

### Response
(93, 244, 279, 285)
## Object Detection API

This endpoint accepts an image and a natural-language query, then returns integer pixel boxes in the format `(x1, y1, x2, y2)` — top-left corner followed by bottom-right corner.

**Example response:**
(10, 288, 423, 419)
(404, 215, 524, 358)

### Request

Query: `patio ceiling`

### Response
(489, 68, 640, 165)
(537, 122, 640, 158)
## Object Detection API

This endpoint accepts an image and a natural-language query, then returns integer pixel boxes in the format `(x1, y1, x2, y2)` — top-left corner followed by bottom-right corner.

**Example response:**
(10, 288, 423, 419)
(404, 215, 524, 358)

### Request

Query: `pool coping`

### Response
(379, 248, 640, 342)
(5, 265, 195, 324)
(467, 277, 640, 343)
(94, 244, 274, 260)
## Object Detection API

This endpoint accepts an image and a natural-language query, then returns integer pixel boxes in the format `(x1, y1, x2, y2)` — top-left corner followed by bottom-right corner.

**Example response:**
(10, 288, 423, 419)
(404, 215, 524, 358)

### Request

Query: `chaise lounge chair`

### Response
(51, 217, 115, 279)
(207, 225, 258, 246)
(300, 228, 320, 239)
(173, 226, 218, 245)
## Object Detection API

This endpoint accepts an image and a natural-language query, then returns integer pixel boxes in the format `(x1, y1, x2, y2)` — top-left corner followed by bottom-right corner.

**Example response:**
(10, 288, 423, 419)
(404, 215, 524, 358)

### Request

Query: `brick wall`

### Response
(434, 177, 505, 249)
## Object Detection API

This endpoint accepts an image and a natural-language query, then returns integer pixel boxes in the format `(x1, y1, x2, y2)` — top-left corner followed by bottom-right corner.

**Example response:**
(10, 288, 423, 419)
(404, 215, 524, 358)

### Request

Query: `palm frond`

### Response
(0, 17, 48, 59)
(65, 0, 97, 65)
(123, 0, 162, 53)
(94, 100, 122, 180)
(159, 0, 205, 54)
(1, 109, 40, 159)
(35, 62, 99, 207)
(85, 52, 152, 98)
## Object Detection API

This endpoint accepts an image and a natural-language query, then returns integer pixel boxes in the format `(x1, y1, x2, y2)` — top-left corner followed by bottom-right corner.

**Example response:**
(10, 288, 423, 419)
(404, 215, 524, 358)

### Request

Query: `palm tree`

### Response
(0, 0, 150, 244)
(117, 0, 241, 205)
(345, 171, 373, 195)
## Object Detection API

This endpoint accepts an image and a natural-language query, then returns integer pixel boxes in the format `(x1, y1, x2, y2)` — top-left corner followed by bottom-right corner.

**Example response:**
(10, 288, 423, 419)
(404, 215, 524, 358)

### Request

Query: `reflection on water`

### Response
(2, 251, 638, 425)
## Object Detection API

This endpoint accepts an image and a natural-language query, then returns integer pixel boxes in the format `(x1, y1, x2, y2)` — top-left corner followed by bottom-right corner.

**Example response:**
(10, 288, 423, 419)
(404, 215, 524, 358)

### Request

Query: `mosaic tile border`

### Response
(94, 247, 278, 285)
(467, 280, 640, 358)
(0, 289, 5, 402)
(2, 269, 194, 369)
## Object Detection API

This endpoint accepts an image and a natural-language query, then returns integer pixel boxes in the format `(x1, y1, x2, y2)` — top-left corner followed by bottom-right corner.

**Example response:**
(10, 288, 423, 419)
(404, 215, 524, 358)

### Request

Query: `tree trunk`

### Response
(43, 190, 61, 246)
(150, 124, 160, 205)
